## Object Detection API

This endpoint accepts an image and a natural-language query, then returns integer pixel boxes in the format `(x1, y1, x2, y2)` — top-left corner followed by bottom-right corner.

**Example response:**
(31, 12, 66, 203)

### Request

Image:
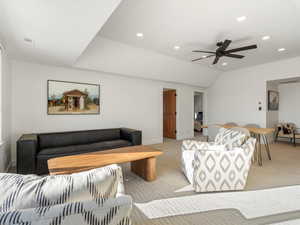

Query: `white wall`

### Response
(266, 81, 279, 128)
(279, 82, 300, 129)
(10, 60, 203, 162)
(207, 56, 300, 129)
(0, 46, 12, 172)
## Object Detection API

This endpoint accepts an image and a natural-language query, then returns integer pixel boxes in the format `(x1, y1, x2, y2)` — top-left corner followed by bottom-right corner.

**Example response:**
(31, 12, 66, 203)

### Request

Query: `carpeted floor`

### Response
(122, 138, 300, 225)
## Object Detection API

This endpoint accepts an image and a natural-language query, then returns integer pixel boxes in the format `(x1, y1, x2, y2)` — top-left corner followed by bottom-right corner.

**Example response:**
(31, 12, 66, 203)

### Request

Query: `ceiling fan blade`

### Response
(192, 50, 216, 54)
(192, 57, 204, 62)
(225, 53, 245, 59)
(218, 39, 232, 51)
(225, 44, 257, 53)
(192, 55, 215, 62)
(213, 56, 220, 64)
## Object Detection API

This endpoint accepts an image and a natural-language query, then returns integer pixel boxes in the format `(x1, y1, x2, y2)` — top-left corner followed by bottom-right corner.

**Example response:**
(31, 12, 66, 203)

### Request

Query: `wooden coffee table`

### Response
(47, 145, 163, 181)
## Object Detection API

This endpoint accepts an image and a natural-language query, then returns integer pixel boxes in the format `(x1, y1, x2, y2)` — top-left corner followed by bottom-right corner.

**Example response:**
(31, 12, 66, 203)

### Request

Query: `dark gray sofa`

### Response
(17, 128, 142, 175)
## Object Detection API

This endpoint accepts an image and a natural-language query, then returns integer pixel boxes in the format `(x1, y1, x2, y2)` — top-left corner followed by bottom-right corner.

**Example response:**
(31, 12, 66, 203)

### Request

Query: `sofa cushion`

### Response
(0, 165, 124, 212)
(38, 129, 121, 149)
(38, 139, 132, 157)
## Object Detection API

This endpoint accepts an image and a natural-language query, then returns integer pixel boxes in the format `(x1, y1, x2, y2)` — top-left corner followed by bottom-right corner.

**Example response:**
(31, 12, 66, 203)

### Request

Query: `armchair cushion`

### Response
(193, 137, 256, 192)
(0, 164, 124, 212)
(181, 140, 226, 184)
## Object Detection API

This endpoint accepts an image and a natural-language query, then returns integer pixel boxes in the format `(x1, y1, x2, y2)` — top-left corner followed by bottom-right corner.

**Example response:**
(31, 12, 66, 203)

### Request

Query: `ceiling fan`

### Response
(192, 39, 257, 65)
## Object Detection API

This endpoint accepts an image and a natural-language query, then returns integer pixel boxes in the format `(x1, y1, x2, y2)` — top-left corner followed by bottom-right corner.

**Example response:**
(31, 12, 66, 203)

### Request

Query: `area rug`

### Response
(135, 185, 300, 220)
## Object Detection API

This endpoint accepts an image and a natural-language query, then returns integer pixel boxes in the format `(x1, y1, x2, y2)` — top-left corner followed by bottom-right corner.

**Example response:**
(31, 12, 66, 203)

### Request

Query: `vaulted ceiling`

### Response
(0, 0, 122, 65)
(99, 0, 300, 71)
(1, 0, 300, 86)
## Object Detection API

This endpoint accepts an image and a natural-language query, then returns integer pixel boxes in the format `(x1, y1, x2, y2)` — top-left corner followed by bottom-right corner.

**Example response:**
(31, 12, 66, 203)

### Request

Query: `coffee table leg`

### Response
(131, 157, 156, 181)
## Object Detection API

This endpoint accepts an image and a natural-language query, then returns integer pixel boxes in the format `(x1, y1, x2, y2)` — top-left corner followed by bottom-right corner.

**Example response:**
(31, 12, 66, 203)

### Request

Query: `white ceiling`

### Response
(75, 36, 220, 87)
(99, 0, 300, 71)
(0, 0, 122, 65)
(1, 0, 300, 86)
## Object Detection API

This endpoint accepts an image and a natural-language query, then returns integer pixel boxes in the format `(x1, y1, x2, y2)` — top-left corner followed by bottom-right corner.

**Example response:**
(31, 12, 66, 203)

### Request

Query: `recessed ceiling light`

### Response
(136, 32, 144, 38)
(278, 48, 286, 52)
(173, 45, 180, 50)
(222, 62, 228, 66)
(262, 35, 271, 41)
(236, 16, 247, 22)
(202, 55, 207, 58)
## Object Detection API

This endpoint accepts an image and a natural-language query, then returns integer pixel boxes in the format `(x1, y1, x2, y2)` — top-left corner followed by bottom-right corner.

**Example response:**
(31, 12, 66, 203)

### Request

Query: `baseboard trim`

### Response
(143, 137, 163, 145)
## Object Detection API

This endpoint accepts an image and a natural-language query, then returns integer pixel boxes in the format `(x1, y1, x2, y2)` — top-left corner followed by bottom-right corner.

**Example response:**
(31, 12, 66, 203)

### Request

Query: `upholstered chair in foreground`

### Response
(182, 128, 256, 192)
(0, 164, 132, 225)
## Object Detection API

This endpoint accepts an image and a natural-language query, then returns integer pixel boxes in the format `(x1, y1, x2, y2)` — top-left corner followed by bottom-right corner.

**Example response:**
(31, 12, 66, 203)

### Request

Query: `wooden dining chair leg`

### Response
(263, 135, 271, 160)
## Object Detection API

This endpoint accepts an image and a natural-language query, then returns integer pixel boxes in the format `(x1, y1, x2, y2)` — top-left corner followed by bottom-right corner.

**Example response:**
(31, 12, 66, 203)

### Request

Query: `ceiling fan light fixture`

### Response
(173, 45, 180, 50)
(236, 16, 247, 22)
(192, 39, 257, 64)
(222, 62, 228, 66)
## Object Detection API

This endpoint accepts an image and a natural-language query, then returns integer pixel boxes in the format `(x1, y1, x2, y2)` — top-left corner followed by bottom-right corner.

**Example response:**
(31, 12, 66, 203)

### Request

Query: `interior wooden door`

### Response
(163, 90, 177, 139)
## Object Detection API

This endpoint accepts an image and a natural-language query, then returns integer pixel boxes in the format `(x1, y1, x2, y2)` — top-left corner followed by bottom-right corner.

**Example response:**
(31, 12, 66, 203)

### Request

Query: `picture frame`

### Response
(47, 80, 100, 115)
(268, 90, 279, 111)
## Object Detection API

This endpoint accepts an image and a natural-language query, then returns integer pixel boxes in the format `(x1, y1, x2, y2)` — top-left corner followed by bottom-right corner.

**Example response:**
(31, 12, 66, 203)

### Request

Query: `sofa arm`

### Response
(0, 196, 132, 225)
(17, 134, 38, 174)
(120, 128, 142, 145)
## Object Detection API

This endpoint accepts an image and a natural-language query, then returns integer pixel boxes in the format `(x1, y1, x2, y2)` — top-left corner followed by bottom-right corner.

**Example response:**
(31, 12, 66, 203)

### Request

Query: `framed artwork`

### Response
(268, 90, 279, 111)
(47, 80, 100, 115)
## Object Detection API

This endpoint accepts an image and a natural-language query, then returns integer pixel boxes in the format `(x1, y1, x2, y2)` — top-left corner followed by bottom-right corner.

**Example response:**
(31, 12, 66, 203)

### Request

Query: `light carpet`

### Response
(135, 185, 300, 219)
(122, 138, 300, 225)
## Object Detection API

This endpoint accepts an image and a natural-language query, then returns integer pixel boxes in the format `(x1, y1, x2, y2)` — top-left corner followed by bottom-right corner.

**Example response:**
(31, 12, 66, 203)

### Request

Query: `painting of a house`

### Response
(48, 80, 100, 115)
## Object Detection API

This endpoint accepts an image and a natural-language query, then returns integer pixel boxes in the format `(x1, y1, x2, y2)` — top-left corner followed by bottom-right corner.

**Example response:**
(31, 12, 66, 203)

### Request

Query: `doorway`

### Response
(163, 89, 177, 139)
(194, 92, 204, 137)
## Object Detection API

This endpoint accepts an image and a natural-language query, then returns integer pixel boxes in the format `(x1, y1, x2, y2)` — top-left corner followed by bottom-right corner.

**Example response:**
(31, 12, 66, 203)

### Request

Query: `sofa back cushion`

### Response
(39, 129, 121, 149)
(0, 164, 124, 212)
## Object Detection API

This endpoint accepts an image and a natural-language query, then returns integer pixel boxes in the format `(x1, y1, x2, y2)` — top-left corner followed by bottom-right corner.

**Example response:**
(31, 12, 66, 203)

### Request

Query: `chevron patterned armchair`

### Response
(182, 128, 256, 192)
(0, 164, 132, 225)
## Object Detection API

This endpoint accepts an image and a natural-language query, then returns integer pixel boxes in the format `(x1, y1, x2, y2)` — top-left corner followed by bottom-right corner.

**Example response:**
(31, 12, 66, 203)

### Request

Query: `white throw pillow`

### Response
(0, 164, 123, 212)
